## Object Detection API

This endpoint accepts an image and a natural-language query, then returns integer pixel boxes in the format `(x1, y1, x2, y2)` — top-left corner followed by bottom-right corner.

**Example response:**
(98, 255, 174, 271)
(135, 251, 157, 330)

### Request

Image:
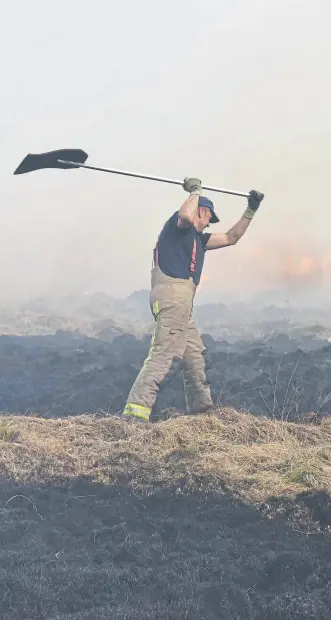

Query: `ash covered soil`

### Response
(0, 293, 330, 419)
(1, 328, 331, 420)
(1, 293, 331, 619)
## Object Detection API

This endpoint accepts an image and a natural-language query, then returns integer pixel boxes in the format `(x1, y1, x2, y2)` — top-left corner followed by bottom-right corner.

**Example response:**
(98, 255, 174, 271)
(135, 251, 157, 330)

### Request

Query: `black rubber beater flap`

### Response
(13, 149, 88, 175)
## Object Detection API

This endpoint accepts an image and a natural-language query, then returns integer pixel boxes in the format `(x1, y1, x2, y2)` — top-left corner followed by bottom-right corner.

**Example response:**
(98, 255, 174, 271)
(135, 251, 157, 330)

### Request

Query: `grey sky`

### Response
(1, 0, 330, 302)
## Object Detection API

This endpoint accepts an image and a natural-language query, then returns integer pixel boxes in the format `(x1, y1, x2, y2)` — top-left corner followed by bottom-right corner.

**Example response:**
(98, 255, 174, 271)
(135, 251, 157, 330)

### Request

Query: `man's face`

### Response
(197, 207, 212, 231)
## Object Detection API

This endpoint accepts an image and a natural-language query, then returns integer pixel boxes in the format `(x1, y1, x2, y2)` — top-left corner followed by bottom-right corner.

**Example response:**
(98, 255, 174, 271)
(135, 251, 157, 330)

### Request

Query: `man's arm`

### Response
(205, 190, 264, 250)
(177, 177, 202, 229)
(205, 216, 251, 249)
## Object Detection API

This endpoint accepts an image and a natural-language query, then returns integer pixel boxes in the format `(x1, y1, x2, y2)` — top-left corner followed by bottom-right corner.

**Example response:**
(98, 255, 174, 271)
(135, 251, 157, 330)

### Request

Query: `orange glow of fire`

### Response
(197, 273, 209, 292)
(282, 253, 323, 279)
(240, 243, 330, 290)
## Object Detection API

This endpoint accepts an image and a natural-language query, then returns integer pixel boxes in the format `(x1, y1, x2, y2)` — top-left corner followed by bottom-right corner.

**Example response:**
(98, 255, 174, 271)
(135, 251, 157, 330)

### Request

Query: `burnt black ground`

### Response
(1, 476, 331, 620)
(0, 331, 330, 420)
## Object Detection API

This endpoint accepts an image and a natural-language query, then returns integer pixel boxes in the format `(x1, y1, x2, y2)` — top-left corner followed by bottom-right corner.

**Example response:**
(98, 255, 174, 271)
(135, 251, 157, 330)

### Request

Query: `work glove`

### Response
(183, 177, 202, 196)
(244, 189, 264, 219)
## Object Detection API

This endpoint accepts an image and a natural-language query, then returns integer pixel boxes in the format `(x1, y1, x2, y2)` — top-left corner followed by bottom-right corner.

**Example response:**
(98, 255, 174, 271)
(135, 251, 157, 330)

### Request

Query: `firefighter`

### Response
(123, 177, 264, 422)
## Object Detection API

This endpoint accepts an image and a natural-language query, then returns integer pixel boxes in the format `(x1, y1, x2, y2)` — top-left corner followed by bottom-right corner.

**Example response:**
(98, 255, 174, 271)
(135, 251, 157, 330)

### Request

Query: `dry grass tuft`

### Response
(1, 407, 331, 502)
(0, 420, 17, 442)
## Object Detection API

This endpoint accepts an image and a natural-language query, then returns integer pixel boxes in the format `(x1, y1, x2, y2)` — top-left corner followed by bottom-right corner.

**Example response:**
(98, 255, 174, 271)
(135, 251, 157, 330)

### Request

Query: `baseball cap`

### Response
(198, 196, 219, 223)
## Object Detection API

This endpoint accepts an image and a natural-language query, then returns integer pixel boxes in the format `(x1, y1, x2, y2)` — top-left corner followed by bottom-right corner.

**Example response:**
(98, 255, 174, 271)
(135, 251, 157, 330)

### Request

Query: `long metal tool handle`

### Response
(57, 159, 249, 198)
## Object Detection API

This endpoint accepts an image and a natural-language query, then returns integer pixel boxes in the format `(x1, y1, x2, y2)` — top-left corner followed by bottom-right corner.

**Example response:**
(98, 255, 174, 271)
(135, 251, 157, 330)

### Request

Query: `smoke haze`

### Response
(1, 0, 330, 303)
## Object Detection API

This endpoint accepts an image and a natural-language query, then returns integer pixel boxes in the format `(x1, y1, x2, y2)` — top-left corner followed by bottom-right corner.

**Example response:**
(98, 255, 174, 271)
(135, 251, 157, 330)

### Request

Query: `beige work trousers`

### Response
(123, 266, 213, 421)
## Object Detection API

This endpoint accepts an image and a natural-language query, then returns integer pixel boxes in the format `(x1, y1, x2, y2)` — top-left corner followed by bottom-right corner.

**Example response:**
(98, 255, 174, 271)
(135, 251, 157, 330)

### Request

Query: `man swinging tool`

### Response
(123, 177, 264, 423)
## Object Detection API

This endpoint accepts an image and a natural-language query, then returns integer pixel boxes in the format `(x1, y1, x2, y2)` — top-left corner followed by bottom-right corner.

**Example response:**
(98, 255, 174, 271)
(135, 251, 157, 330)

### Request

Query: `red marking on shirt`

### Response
(190, 238, 197, 273)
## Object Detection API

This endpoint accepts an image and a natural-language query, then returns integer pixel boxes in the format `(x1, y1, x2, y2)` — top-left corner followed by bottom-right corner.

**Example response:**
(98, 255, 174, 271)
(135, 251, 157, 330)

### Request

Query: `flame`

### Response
(196, 241, 331, 298)
(239, 242, 331, 292)
(282, 253, 323, 280)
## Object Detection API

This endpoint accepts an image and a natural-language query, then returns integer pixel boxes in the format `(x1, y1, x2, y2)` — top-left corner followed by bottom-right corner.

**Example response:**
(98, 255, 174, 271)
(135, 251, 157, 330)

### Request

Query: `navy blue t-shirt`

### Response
(153, 211, 211, 286)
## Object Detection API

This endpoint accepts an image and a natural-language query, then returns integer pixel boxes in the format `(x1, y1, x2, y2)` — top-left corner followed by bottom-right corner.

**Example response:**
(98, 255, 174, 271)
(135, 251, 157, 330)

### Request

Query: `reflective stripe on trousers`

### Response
(122, 403, 151, 421)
